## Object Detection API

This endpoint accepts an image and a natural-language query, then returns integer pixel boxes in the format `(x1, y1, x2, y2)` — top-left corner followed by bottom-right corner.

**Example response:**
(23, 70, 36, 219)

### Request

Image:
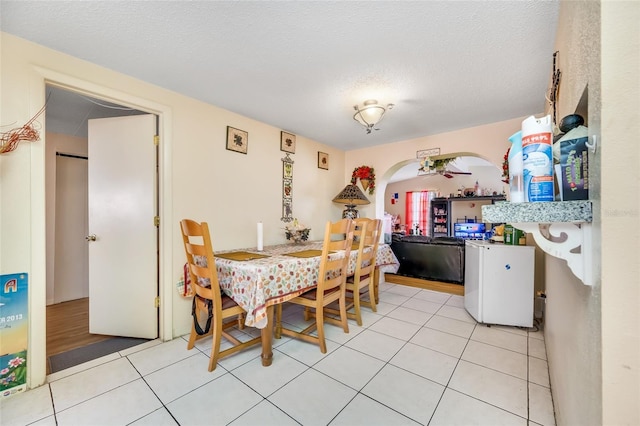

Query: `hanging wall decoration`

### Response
(280, 131, 296, 154)
(1, 105, 45, 155)
(226, 126, 248, 154)
(318, 152, 329, 170)
(281, 153, 294, 222)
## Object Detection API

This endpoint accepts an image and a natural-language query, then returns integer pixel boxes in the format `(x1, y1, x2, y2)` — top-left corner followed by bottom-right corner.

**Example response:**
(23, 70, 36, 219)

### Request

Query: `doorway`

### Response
(45, 85, 156, 372)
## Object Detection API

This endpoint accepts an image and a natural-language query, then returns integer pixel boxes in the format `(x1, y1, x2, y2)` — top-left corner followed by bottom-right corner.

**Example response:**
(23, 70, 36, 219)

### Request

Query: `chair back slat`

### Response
(318, 219, 354, 293)
(180, 220, 222, 303)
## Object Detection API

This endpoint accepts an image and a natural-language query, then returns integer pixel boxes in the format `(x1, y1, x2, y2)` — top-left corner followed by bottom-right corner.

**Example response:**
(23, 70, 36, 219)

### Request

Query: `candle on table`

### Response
(257, 222, 264, 251)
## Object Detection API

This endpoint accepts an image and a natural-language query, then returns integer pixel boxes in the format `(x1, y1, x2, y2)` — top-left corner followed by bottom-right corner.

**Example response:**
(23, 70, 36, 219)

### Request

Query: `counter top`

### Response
(482, 200, 592, 224)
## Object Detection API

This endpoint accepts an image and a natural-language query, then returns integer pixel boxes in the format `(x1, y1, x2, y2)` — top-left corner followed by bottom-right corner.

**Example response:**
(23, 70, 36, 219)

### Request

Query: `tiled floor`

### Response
(1, 282, 555, 426)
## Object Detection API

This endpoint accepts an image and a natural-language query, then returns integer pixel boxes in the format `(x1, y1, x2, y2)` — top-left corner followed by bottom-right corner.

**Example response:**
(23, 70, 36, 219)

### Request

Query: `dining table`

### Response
(211, 241, 400, 366)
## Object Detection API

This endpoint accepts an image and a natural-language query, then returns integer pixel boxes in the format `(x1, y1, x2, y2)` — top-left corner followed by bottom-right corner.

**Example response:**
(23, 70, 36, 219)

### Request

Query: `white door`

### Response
(88, 114, 158, 338)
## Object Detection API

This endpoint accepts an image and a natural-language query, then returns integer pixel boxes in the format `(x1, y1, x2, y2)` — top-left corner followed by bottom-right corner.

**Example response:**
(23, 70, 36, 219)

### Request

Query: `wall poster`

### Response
(0, 273, 28, 400)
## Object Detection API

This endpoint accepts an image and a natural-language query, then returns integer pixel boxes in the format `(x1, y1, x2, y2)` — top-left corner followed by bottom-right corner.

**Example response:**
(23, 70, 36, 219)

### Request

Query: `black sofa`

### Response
(390, 234, 465, 284)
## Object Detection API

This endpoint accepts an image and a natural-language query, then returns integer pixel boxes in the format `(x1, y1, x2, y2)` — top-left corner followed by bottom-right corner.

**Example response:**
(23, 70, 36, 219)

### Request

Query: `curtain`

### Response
(405, 191, 434, 235)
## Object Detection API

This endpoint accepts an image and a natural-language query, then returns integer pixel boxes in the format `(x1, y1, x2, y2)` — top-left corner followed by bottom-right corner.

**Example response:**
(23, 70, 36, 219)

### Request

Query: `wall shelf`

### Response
(482, 200, 593, 286)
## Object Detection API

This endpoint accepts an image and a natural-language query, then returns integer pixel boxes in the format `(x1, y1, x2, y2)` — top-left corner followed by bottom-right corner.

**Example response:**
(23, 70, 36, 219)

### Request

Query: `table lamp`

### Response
(332, 184, 370, 219)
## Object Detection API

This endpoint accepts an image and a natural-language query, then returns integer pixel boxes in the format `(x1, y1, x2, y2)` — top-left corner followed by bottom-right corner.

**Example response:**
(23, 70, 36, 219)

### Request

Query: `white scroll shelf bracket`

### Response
(512, 221, 592, 286)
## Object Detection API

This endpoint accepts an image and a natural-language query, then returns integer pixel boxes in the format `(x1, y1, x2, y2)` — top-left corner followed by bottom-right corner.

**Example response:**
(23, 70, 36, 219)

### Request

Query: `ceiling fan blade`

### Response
(447, 171, 472, 175)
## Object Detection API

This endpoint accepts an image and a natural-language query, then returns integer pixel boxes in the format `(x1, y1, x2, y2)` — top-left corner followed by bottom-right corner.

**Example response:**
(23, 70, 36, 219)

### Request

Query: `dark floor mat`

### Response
(48, 337, 150, 373)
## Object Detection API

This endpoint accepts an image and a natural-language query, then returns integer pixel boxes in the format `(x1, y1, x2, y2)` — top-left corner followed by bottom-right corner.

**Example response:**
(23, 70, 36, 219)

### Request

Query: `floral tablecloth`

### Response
(180, 242, 399, 329)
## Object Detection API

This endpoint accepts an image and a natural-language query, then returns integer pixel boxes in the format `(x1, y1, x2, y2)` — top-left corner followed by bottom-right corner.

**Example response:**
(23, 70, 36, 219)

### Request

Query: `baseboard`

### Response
(384, 273, 464, 296)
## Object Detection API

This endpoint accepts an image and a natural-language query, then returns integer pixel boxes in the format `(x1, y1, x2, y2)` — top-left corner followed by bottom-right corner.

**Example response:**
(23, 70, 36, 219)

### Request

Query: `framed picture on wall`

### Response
(318, 152, 329, 170)
(280, 131, 296, 154)
(226, 126, 248, 154)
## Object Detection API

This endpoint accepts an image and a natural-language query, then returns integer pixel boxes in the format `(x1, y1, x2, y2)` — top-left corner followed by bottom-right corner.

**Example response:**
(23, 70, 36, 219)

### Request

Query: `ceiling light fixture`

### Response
(353, 99, 394, 134)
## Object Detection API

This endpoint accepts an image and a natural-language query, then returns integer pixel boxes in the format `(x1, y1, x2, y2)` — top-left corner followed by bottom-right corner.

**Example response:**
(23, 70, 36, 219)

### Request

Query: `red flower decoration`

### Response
(502, 148, 510, 184)
(350, 166, 376, 194)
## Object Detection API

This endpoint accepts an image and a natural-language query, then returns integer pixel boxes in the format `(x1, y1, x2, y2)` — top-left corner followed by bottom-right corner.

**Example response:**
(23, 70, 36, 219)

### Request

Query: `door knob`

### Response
(86, 234, 97, 242)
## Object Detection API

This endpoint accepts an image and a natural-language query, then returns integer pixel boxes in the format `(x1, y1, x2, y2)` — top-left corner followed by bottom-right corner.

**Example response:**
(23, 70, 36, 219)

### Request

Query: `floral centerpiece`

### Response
(418, 156, 453, 173)
(285, 219, 310, 243)
(350, 165, 375, 195)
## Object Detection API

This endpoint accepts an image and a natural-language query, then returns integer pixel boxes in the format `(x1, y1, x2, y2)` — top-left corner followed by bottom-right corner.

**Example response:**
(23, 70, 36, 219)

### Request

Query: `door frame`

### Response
(31, 67, 173, 387)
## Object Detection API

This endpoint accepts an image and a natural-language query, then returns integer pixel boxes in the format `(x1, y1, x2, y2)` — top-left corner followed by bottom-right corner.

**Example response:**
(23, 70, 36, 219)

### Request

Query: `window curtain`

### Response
(405, 191, 434, 235)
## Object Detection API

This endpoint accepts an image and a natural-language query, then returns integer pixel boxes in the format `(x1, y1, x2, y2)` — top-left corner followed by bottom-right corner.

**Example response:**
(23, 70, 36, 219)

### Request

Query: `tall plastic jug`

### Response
(508, 131, 524, 202)
(522, 115, 554, 202)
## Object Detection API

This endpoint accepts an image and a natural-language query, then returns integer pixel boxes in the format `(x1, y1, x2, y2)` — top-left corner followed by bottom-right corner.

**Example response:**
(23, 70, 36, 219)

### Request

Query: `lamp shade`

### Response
(353, 99, 393, 133)
(332, 184, 370, 206)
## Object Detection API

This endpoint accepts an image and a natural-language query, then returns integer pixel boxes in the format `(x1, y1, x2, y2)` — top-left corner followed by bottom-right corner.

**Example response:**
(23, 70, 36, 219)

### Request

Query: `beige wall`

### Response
(346, 116, 526, 221)
(546, 1, 640, 425)
(0, 32, 347, 387)
(600, 1, 639, 425)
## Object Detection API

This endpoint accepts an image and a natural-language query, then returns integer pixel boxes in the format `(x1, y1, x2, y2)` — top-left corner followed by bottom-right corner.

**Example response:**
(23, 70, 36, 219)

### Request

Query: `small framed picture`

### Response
(226, 126, 248, 154)
(280, 131, 296, 154)
(318, 152, 329, 170)
(416, 148, 440, 159)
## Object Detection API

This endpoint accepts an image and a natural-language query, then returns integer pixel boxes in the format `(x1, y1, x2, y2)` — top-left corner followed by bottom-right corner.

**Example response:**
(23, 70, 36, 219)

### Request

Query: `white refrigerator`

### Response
(464, 240, 534, 327)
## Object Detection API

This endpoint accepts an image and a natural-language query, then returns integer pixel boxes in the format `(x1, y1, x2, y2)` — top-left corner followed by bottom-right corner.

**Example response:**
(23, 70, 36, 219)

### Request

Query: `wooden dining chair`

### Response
(274, 218, 354, 353)
(180, 219, 261, 371)
(325, 218, 382, 325)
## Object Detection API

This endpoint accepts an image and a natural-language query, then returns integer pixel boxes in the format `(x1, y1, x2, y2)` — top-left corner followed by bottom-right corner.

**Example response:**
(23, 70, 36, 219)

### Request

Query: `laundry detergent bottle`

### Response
(508, 131, 525, 202)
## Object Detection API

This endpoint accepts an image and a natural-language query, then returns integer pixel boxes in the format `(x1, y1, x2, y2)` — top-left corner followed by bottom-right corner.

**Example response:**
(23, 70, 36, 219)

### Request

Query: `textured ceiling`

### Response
(1, 1, 559, 151)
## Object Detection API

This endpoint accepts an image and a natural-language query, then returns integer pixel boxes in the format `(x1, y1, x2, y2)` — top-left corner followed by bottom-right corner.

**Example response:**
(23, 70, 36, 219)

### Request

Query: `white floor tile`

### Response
(129, 407, 179, 425)
(0, 384, 53, 426)
(55, 379, 161, 426)
(229, 400, 299, 425)
(379, 292, 411, 306)
(462, 340, 528, 380)
(323, 318, 365, 343)
(402, 297, 444, 314)
(276, 332, 340, 366)
(50, 357, 140, 412)
(232, 349, 308, 396)
(368, 316, 421, 341)
(345, 329, 406, 362)
(369, 300, 399, 316)
(386, 284, 421, 297)
(529, 356, 550, 388)
(529, 336, 548, 360)
(471, 325, 528, 354)
(436, 305, 478, 323)
(449, 360, 528, 418)
(426, 314, 476, 338)
(330, 393, 421, 425)
(2, 286, 560, 426)
(314, 346, 385, 390)
(529, 328, 545, 341)
(390, 342, 458, 385)
(529, 382, 556, 426)
(386, 305, 433, 326)
(445, 294, 466, 308)
(166, 373, 263, 425)
(143, 352, 224, 404)
(29, 415, 58, 426)
(414, 289, 452, 304)
(430, 388, 527, 425)
(361, 364, 445, 424)
(128, 337, 195, 376)
(410, 326, 469, 358)
(268, 368, 357, 425)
